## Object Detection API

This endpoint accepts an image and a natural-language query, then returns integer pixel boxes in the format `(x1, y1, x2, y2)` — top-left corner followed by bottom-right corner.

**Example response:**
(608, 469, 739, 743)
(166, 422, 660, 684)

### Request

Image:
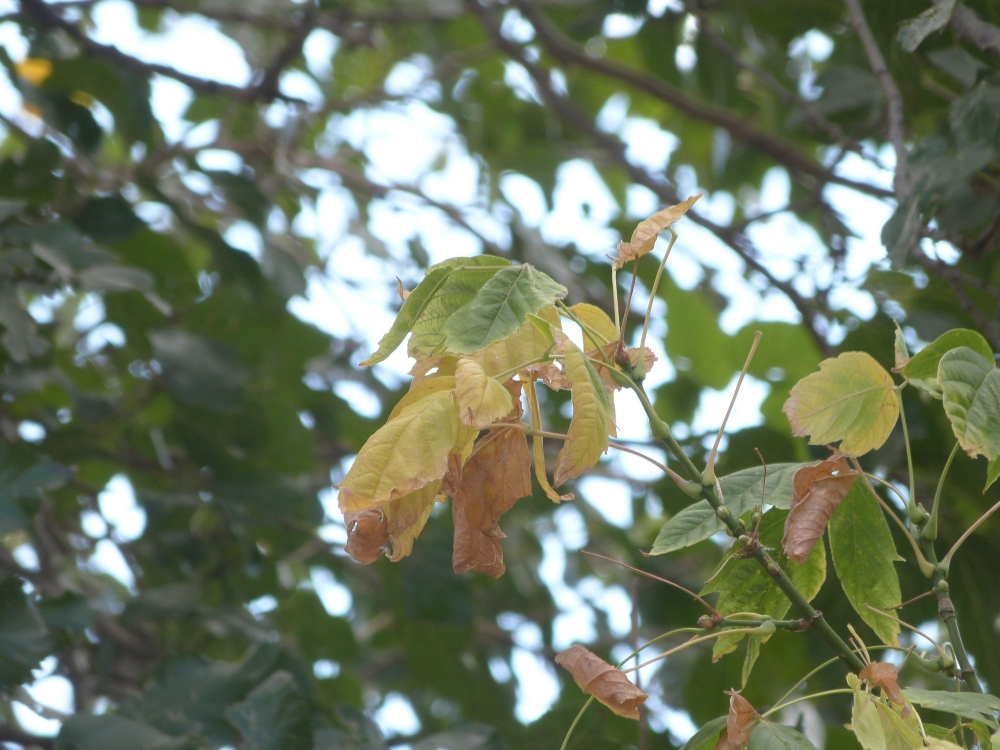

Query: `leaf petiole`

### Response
(924, 441, 960, 541)
(639, 226, 677, 353)
(940, 495, 1000, 570)
(762, 688, 855, 718)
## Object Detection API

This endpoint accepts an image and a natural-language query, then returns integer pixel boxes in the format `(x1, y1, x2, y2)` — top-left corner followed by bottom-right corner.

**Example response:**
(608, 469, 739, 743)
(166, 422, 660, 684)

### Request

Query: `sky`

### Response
(0, 0, 918, 744)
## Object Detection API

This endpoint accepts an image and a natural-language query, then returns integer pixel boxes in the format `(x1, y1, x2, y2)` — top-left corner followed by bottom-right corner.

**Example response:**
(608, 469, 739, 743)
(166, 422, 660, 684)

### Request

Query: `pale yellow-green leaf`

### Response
(385, 480, 442, 561)
(877, 703, 922, 750)
(783, 352, 899, 456)
(616, 194, 702, 266)
(553, 337, 613, 486)
(893, 322, 909, 372)
(475, 307, 560, 378)
(388, 375, 456, 421)
(850, 678, 887, 750)
(338, 390, 467, 512)
(455, 358, 514, 427)
(568, 303, 616, 352)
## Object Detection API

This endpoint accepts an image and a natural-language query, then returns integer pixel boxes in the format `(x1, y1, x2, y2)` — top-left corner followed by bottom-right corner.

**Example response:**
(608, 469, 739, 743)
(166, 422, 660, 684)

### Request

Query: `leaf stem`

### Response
(559, 696, 595, 750)
(897, 390, 919, 519)
(622, 628, 764, 673)
(621, 375, 866, 673)
(761, 689, 855, 718)
(924, 441, 960, 541)
(864, 474, 909, 511)
(705, 331, 762, 482)
(492, 353, 553, 383)
(862, 603, 953, 665)
(612, 263, 621, 335)
(639, 227, 677, 354)
(850, 458, 935, 578)
(940, 495, 1000, 569)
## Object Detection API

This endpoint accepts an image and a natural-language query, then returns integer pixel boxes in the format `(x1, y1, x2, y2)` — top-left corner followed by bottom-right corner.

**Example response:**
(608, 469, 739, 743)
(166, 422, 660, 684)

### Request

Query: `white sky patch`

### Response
(310, 567, 353, 617)
(579, 476, 633, 528)
(14, 668, 73, 737)
(690, 373, 769, 437)
(374, 693, 422, 738)
(511, 647, 561, 723)
(603, 14, 645, 39)
(88, 539, 136, 592)
(333, 380, 382, 419)
(98, 474, 147, 542)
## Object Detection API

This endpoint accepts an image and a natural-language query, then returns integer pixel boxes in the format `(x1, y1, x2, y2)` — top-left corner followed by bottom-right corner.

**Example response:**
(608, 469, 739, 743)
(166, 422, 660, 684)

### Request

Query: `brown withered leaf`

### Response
(781, 456, 858, 564)
(395, 276, 410, 300)
(344, 508, 388, 564)
(554, 645, 648, 720)
(859, 662, 905, 706)
(616, 194, 702, 266)
(589, 343, 657, 391)
(452, 425, 532, 578)
(714, 690, 759, 750)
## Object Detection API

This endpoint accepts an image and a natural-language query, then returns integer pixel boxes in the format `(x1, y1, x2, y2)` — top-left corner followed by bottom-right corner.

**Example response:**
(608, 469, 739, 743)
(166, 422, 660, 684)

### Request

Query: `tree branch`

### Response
(949, 3, 1000, 56)
(471, 0, 835, 357)
(843, 0, 908, 198)
(515, 1, 892, 200)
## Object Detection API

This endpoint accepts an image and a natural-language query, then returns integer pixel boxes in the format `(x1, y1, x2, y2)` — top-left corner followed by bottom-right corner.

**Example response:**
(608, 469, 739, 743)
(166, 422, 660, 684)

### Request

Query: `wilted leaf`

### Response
(553, 338, 613, 486)
(569, 303, 616, 351)
(395, 277, 409, 300)
(902, 688, 1000, 723)
(859, 662, 904, 706)
(385, 481, 442, 561)
(455, 358, 514, 427)
(938, 347, 1000, 460)
(554, 645, 648, 719)
(782, 456, 858, 564)
(893, 325, 909, 372)
(339, 390, 470, 512)
(343, 508, 389, 564)
(651, 463, 806, 555)
(901, 329, 993, 397)
(616, 194, 702, 266)
(452, 426, 532, 577)
(715, 690, 758, 750)
(828, 482, 902, 645)
(783, 352, 899, 456)
(363, 256, 512, 366)
(442, 264, 567, 354)
(589, 342, 656, 391)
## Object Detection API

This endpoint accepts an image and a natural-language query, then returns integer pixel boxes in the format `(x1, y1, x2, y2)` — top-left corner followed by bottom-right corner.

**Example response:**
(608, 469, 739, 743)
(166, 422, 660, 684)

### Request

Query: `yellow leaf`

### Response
(388, 375, 456, 421)
(338, 390, 469, 512)
(783, 352, 900, 456)
(553, 337, 612, 486)
(409, 355, 458, 386)
(475, 306, 560, 377)
(616, 193, 702, 266)
(385, 481, 442, 561)
(569, 303, 616, 352)
(15, 58, 52, 86)
(455, 358, 514, 427)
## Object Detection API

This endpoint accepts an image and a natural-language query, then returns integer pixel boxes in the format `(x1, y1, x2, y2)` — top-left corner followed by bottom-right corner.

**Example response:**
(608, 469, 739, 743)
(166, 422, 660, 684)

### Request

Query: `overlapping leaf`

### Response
(554, 645, 647, 720)
(454, 358, 513, 427)
(553, 338, 613, 486)
(385, 481, 442, 562)
(901, 329, 993, 397)
(938, 347, 1000, 460)
(783, 352, 899, 455)
(362, 256, 511, 366)
(828, 482, 902, 645)
(902, 688, 1000, 724)
(715, 691, 759, 750)
(474, 307, 560, 380)
(747, 723, 818, 750)
(651, 463, 805, 555)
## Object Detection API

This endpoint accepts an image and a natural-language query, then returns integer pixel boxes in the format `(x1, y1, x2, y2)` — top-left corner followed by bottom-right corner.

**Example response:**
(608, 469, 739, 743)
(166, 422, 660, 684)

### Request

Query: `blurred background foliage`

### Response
(0, 0, 993, 748)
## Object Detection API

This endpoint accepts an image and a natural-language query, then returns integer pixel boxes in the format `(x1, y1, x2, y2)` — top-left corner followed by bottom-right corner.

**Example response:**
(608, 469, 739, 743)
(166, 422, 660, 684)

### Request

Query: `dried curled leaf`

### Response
(455, 358, 514, 427)
(395, 277, 410, 300)
(590, 343, 657, 391)
(344, 508, 388, 564)
(781, 456, 858, 564)
(616, 194, 702, 266)
(452, 425, 532, 577)
(859, 662, 904, 707)
(554, 645, 648, 720)
(715, 690, 759, 750)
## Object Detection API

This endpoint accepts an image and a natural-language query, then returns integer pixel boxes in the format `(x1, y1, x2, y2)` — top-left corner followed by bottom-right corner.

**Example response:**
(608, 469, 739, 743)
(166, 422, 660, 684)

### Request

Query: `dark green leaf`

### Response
(225, 671, 312, 750)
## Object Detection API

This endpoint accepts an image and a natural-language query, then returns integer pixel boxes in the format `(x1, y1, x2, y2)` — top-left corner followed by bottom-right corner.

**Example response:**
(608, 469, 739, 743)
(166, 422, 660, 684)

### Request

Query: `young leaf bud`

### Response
(754, 620, 777, 636)
(715, 505, 730, 520)
(697, 615, 715, 629)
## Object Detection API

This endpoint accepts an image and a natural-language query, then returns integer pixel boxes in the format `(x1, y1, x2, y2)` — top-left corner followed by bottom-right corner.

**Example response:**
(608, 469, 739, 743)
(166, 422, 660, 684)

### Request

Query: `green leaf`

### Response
(901, 329, 994, 397)
(748, 722, 818, 750)
(149, 330, 250, 412)
(938, 347, 1000, 460)
(650, 463, 805, 554)
(897, 0, 956, 52)
(783, 352, 900, 456)
(225, 671, 312, 750)
(411, 724, 499, 750)
(681, 717, 727, 750)
(987, 457, 1000, 492)
(55, 715, 200, 750)
(443, 264, 567, 354)
(902, 688, 1000, 724)
(742, 636, 761, 688)
(362, 256, 512, 366)
(851, 678, 886, 750)
(702, 509, 826, 658)
(0, 443, 71, 535)
(0, 576, 51, 689)
(828, 481, 902, 645)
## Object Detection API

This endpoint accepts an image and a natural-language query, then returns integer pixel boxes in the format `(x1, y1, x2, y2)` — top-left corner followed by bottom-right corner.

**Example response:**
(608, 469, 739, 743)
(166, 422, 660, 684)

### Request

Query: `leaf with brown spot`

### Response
(781, 456, 858, 564)
(616, 194, 702, 266)
(860, 662, 905, 707)
(452, 425, 532, 578)
(554, 645, 648, 720)
(344, 508, 388, 564)
(714, 690, 760, 750)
